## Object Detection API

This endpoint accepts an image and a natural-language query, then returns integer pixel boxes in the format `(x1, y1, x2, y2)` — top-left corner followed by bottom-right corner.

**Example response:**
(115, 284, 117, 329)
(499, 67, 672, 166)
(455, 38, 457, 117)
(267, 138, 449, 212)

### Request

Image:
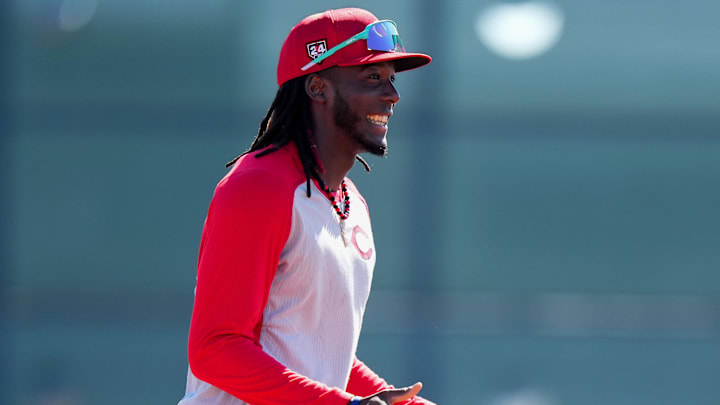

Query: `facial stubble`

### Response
(332, 88, 388, 157)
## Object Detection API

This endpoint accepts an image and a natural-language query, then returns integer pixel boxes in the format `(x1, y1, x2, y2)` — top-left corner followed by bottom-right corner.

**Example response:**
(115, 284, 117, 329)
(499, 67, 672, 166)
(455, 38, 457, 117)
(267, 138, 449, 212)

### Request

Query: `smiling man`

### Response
(178, 8, 433, 405)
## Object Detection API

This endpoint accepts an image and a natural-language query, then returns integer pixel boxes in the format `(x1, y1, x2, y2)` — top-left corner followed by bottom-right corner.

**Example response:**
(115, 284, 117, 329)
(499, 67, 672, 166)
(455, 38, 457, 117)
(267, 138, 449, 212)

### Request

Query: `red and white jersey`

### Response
(179, 143, 380, 405)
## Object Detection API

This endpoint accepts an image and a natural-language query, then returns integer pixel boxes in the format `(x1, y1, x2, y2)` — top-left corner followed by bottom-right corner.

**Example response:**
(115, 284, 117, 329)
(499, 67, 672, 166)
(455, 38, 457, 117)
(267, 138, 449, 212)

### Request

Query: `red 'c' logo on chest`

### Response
(351, 225, 373, 260)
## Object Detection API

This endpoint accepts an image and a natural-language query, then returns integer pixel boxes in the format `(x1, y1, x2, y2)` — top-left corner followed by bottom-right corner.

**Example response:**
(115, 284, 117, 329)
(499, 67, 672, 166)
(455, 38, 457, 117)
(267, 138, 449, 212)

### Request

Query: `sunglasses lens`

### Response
(367, 21, 405, 53)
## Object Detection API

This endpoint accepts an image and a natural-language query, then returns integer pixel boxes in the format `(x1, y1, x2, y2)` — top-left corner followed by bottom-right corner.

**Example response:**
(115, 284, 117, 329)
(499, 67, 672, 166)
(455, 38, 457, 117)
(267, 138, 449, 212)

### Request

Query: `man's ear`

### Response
(305, 74, 329, 101)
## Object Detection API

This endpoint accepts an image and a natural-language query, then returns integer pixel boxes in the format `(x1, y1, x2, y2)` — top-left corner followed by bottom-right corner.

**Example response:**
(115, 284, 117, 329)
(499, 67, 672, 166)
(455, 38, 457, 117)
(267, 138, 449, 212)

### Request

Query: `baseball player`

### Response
(178, 8, 434, 405)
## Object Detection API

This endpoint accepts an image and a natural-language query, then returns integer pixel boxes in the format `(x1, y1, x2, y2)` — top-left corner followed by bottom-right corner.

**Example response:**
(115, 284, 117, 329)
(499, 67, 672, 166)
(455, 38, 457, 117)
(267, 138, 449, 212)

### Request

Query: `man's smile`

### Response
(366, 114, 390, 127)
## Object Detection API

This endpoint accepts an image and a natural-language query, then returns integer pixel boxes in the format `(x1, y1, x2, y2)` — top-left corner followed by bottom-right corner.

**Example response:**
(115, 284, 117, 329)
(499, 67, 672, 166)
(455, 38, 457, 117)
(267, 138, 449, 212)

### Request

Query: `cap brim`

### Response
(337, 51, 432, 73)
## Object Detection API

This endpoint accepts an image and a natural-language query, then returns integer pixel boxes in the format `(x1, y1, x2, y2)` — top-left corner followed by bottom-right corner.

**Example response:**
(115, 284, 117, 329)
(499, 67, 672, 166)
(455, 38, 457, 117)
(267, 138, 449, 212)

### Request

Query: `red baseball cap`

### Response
(277, 8, 432, 86)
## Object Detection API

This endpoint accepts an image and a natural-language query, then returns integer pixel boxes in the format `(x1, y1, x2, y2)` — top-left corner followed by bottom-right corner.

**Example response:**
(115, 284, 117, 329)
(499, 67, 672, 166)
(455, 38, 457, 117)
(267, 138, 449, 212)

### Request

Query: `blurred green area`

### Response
(2, 1, 720, 404)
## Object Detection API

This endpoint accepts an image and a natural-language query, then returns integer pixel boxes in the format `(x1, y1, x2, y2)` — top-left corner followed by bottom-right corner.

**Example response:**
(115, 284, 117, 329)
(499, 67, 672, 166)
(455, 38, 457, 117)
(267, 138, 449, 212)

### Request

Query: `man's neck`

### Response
(313, 138, 355, 191)
(309, 121, 358, 190)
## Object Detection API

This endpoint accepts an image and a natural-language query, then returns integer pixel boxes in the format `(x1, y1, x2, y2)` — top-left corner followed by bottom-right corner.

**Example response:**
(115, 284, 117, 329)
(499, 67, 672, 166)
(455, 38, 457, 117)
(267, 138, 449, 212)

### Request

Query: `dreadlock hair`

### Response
(225, 74, 371, 197)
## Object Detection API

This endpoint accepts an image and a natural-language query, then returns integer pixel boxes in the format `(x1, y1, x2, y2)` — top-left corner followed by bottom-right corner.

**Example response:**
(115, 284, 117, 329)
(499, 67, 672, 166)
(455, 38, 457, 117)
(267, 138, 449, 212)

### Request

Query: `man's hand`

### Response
(356, 382, 423, 404)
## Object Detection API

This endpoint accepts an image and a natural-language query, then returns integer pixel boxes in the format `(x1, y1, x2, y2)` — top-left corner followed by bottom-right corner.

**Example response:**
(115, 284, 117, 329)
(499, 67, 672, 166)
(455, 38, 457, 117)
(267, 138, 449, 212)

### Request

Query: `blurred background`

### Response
(2, 0, 720, 404)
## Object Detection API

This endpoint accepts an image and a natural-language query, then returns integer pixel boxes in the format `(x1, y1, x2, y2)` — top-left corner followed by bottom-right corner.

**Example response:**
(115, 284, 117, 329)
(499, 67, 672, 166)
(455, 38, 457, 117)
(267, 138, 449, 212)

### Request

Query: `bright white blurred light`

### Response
(475, 1, 564, 60)
(58, 0, 98, 32)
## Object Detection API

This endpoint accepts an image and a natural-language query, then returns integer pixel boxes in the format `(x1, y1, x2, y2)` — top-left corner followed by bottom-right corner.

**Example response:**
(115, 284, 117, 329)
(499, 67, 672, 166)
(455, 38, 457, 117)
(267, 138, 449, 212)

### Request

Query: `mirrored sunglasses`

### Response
(301, 20, 405, 71)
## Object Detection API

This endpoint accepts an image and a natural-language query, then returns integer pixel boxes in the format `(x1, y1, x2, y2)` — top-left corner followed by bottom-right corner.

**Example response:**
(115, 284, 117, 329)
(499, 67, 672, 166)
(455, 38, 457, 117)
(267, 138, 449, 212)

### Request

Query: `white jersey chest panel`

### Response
(259, 182, 376, 388)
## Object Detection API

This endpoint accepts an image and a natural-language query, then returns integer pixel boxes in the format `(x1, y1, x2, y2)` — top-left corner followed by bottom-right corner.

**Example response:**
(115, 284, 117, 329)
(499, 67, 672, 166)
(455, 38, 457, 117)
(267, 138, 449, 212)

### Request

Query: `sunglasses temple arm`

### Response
(300, 34, 365, 71)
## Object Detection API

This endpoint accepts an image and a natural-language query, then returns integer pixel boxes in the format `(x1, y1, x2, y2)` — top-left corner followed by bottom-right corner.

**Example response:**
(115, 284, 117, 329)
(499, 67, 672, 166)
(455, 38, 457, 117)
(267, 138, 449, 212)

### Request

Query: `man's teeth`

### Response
(367, 115, 389, 126)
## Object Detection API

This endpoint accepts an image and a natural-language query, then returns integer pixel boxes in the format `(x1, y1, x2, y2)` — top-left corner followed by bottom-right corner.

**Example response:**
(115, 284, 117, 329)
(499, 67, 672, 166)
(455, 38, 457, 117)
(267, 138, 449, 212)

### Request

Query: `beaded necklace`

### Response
(321, 180, 350, 245)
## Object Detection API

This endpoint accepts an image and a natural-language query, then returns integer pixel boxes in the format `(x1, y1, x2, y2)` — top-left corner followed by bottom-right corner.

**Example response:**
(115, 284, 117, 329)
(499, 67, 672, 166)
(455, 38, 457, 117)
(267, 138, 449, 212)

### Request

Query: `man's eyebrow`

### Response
(359, 65, 380, 72)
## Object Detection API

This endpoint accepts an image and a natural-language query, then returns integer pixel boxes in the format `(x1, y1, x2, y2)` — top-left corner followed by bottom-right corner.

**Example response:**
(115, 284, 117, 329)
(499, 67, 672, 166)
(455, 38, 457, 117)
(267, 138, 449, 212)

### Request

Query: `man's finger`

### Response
(385, 382, 423, 404)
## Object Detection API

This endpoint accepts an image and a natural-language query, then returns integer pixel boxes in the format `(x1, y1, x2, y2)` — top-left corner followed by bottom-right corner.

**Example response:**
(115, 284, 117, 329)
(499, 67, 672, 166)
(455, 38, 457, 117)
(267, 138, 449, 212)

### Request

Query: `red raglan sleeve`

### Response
(346, 357, 436, 405)
(187, 169, 354, 405)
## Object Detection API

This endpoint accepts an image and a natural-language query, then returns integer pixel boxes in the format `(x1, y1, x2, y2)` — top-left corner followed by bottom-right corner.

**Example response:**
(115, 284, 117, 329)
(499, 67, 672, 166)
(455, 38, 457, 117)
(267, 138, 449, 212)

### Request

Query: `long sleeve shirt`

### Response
(178, 143, 432, 405)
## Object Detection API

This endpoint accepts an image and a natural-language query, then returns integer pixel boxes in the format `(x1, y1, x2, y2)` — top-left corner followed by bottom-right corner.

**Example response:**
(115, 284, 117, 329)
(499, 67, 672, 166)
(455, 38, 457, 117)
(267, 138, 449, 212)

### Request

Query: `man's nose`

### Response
(382, 80, 400, 106)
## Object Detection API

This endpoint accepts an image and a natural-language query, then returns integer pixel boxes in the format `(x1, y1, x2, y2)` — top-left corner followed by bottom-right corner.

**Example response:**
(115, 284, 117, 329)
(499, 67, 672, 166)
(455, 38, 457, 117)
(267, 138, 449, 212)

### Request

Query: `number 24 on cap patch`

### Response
(306, 39, 328, 60)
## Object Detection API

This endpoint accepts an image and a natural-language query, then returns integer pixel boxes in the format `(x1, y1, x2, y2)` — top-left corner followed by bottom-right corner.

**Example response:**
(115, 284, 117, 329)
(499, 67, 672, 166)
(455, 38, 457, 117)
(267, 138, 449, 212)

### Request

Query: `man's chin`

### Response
(351, 131, 388, 157)
(376, 145, 389, 157)
(364, 142, 388, 157)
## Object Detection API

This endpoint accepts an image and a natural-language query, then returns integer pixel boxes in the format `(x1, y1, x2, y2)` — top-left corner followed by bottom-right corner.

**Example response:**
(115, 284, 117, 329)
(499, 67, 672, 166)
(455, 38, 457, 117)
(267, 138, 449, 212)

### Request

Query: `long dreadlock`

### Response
(225, 75, 371, 197)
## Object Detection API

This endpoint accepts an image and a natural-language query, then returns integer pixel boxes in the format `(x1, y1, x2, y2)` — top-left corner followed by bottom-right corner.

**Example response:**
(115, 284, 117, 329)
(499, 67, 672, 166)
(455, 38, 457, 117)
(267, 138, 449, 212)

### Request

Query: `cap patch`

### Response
(306, 39, 328, 60)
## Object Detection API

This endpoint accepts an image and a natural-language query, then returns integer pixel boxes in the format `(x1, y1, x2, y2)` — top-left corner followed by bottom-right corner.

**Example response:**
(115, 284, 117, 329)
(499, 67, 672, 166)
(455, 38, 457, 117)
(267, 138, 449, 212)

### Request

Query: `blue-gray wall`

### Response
(3, 1, 720, 404)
